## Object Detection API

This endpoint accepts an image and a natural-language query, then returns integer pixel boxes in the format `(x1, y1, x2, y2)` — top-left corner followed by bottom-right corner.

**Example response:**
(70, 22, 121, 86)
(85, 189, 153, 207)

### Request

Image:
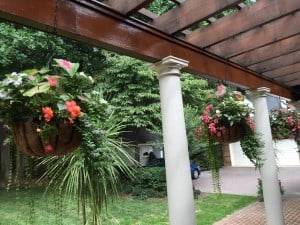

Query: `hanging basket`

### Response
(212, 124, 244, 143)
(12, 120, 81, 157)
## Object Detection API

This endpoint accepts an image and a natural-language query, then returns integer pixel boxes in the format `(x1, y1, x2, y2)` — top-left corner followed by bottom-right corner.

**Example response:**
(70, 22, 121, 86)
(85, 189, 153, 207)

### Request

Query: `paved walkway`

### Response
(192, 167, 300, 225)
(213, 199, 300, 225)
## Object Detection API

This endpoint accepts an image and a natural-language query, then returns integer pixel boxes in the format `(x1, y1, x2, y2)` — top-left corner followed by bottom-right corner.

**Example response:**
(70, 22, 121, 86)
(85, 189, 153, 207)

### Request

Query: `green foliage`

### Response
(147, 0, 176, 15)
(269, 104, 300, 142)
(0, 59, 93, 124)
(123, 167, 167, 199)
(240, 133, 264, 168)
(194, 85, 264, 191)
(100, 52, 161, 132)
(181, 75, 216, 169)
(38, 112, 136, 225)
(257, 178, 284, 202)
(0, 187, 257, 225)
(184, 105, 209, 169)
(181, 73, 209, 107)
(0, 22, 105, 76)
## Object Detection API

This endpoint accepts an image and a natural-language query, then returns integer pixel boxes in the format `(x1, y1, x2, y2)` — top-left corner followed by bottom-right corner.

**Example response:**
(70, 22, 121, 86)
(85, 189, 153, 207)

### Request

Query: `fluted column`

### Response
(151, 56, 196, 225)
(250, 87, 284, 225)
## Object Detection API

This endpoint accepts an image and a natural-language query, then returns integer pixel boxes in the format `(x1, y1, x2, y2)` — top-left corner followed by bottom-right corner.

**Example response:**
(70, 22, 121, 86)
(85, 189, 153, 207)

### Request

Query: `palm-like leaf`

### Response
(38, 114, 136, 225)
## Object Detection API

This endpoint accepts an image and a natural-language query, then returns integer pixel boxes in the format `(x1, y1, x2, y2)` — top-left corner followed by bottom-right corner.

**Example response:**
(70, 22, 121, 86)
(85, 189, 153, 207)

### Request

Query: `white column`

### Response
(151, 56, 196, 225)
(250, 87, 284, 225)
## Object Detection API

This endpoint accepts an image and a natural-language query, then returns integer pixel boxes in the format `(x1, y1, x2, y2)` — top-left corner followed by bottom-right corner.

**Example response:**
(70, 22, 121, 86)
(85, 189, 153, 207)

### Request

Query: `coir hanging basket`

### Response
(212, 124, 244, 143)
(12, 120, 81, 157)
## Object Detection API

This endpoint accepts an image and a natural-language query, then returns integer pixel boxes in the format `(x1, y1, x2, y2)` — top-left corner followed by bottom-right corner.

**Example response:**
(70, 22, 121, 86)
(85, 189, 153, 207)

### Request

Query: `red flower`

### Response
(42, 107, 54, 122)
(65, 100, 81, 118)
(44, 145, 54, 153)
(46, 75, 58, 86)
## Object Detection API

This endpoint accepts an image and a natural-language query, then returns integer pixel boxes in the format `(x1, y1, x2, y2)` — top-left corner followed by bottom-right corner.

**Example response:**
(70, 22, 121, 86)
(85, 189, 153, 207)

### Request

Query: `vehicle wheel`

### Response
(192, 169, 200, 179)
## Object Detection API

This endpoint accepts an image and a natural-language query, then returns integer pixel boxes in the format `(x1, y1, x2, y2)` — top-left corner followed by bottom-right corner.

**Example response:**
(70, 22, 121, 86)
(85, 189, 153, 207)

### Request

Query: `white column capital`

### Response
(150, 56, 189, 79)
(247, 87, 270, 98)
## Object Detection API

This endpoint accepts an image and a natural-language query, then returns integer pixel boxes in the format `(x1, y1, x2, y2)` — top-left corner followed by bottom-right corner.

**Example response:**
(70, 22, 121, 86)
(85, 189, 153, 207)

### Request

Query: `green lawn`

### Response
(0, 187, 256, 225)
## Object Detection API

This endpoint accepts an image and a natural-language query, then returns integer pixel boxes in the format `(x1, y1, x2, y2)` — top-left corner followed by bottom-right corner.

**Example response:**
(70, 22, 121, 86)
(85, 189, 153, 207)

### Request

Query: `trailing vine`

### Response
(195, 85, 264, 192)
(208, 138, 221, 193)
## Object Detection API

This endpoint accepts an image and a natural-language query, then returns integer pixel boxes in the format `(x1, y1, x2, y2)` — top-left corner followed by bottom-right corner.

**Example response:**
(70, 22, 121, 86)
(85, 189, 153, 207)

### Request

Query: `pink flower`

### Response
(287, 115, 294, 126)
(288, 104, 296, 110)
(216, 131, 223, 137)
(194, 127, 202, 137)
(247, 117, 255, 130)
(57, 59, 73, 72)
(44, 145, 54, 153)
(200, 115, 211, 123)
(205, 104, 213, 112)
(46, 75, 58, 86)
(233, 91, 244, 101)
(216, 85, 226, 96)
(208, 123, 217, 134)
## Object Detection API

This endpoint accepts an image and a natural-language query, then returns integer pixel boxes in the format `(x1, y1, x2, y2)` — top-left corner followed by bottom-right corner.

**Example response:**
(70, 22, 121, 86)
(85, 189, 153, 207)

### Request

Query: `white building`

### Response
(230, 139, 300, 167)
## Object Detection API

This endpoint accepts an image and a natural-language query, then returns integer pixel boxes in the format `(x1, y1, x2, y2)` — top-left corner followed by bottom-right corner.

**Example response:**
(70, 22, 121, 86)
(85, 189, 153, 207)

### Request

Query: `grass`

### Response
(0, 187, 256, 225)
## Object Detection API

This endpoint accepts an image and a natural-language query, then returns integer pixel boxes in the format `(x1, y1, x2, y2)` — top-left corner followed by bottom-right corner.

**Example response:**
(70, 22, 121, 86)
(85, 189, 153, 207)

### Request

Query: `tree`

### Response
(0, 22, 105, 75)
(100, 51, 161, 134)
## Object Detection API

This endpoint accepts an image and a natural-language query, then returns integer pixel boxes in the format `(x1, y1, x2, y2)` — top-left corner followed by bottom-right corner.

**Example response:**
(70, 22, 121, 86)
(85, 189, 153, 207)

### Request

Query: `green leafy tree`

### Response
(0, 22, 105, 75)
(100, 51, 161, 133)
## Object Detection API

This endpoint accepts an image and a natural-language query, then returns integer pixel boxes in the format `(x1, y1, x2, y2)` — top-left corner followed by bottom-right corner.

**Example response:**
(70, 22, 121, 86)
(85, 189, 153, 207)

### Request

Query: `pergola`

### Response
(1, 0, 299, 99)
(0, 1, 299, 225)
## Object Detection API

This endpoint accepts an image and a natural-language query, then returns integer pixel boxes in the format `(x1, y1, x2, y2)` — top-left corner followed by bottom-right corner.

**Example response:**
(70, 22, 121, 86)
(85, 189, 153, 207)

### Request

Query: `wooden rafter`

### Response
(231, 36, 300, 66)
(207, 11, 300, 58)
(106, 0, 153, 15)
(264, 63, 300, 78)
(276, 72, 300, 82)
(138, 8, 158, 20)
(186, 0, 300, 48)
(286, 80, 300, 86)
(151, 0, 243, 34)
(248, 51, 300, 73)
(170, 0, 185, 4)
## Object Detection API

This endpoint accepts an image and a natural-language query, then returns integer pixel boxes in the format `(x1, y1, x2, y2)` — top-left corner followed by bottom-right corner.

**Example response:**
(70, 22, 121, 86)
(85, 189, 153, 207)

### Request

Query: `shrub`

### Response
(122, 167, 167, 199)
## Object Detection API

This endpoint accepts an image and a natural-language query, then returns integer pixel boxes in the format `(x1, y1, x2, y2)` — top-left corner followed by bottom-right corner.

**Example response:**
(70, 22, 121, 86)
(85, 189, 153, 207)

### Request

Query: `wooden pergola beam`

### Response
(106, 0, 152, 15)
(186, 0, 300, 48)
(286, 80, 300, 86)
(248, 51, 300, 73)
(264, 63, 300, 78)
(152, 0, 243, 34)
(0, 0, 292, 98)
(231, 36, 300, 66)
(208, 11, 300, 58)
(276, 72, 300, 82)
